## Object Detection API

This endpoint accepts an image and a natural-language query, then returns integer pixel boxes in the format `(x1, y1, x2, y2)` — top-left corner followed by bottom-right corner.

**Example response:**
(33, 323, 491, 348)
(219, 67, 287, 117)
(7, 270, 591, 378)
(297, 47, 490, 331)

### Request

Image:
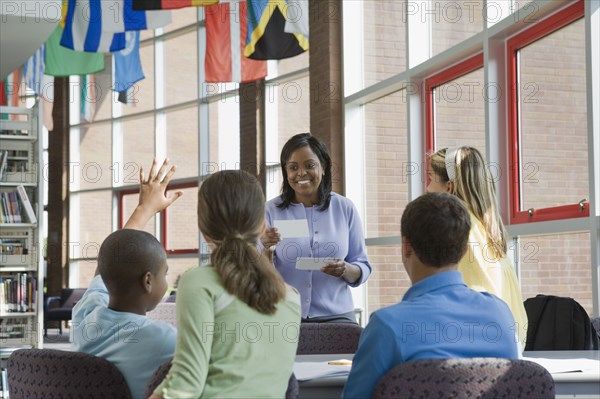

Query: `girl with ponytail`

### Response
(126, 159, 301, 399)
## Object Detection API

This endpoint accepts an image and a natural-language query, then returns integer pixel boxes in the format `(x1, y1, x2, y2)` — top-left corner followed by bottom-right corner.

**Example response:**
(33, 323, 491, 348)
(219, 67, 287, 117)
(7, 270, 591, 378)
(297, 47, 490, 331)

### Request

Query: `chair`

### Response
(147, 302, 177, 327)
(44, 287, 87, 336)
(591, 317, 600, 337)
(7, 348, 133, 399)
(144, 360, 299, 399)
(373, 358, 555, 399)
(297, 322, 363, 355)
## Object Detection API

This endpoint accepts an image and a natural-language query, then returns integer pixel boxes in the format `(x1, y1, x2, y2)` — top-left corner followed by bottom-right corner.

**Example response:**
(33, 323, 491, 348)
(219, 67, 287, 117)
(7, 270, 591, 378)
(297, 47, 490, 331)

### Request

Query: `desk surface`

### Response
(296, 351, 600, 399)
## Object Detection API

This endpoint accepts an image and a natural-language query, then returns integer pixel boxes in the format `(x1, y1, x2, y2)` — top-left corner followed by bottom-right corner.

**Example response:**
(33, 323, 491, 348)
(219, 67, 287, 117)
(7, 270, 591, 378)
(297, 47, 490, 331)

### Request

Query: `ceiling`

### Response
(0, 0, 60, 79)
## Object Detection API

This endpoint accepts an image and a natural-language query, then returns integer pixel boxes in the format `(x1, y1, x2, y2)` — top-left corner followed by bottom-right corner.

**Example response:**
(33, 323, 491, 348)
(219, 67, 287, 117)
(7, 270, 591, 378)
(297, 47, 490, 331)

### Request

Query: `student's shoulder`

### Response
(178, 266, 225, 296)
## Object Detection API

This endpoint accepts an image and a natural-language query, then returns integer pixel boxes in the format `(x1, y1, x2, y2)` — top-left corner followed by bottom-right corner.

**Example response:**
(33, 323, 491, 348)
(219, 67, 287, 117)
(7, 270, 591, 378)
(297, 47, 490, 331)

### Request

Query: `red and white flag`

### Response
(205, 1, 267, 83)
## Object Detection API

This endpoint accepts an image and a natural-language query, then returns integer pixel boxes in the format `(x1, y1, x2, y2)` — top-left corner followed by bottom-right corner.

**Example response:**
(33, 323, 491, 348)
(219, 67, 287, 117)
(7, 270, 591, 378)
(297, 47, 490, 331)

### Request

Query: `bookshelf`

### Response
(0, 104, 44, 397)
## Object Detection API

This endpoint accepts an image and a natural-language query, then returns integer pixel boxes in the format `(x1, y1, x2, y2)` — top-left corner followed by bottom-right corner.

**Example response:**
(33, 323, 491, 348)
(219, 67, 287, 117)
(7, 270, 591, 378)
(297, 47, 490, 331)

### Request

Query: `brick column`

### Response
(239, 79, 266, 192)
(309, 0, 345, 195)
(46, 77, 70, 296)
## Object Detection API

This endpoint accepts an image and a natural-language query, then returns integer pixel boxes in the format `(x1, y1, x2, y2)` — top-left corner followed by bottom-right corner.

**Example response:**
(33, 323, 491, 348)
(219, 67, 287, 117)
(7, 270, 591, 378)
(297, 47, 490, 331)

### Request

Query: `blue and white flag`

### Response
(114, 31, 144, 92)
(102, 0, 172, 32)
(61, 0, 127, 52)
(24, 45, 46, 95)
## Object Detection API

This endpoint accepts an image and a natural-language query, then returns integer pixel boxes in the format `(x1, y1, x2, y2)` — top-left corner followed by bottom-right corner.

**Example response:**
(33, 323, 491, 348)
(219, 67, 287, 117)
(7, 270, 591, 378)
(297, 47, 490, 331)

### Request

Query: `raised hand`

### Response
(124, 158, 183, 230)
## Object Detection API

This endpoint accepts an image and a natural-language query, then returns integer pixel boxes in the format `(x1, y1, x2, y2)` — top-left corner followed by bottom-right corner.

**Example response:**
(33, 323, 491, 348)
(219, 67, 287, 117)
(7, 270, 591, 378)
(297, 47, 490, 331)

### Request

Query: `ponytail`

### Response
(211, 237, 286, 315)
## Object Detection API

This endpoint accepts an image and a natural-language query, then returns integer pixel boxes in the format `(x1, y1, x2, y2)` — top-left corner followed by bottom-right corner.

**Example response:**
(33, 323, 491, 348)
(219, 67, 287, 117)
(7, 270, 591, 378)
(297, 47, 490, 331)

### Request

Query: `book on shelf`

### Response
(0, 151, 7, 181)
(0, 273, 37, 313)
(16, 185, 36, 224)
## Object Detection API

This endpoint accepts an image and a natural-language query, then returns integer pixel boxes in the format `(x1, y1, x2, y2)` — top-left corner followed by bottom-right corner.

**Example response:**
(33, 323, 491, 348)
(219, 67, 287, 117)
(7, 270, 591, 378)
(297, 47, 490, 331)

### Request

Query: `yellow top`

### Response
(458, 211, 528, 350)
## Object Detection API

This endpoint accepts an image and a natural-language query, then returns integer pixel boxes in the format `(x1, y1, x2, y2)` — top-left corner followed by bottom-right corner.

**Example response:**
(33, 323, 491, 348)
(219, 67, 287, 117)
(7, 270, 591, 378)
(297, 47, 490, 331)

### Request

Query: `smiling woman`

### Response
(261, 133, 373, 324)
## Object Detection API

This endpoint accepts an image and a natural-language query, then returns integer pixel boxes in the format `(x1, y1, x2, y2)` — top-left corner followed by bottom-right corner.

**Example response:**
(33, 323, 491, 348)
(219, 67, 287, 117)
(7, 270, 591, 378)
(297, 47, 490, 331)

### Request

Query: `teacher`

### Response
(261, 133, 372, 324)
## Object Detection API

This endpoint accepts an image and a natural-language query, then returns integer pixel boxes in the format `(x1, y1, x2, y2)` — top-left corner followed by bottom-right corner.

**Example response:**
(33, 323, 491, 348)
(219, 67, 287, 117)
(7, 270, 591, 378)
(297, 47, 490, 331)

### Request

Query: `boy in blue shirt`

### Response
(71, 229, 176, 399)
(343, 193, 519, 399)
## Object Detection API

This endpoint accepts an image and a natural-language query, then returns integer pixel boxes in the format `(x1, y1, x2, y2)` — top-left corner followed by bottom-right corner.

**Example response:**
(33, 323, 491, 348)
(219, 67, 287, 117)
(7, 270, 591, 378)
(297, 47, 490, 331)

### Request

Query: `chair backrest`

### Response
(144, 360, 299, 399)
(7, 348, 133, 399)
(591, 317, 600, 337)
(147, 302, 177, 327)
(297, 322, 363, 355)
(60, 288, 87, 308)
(373, 358, 555, 399)
(524, 294, 600, 350)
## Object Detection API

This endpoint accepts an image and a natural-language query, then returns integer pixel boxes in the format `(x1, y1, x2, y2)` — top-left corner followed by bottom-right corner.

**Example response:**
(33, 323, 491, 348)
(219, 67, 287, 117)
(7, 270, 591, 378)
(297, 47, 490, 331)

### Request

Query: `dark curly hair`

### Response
(278, 133, 332, 211)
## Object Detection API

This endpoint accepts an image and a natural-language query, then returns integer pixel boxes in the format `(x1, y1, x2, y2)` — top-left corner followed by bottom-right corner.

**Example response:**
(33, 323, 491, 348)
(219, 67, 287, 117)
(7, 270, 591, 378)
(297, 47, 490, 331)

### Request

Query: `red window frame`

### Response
(424, 53, 484, 181)
(507, 0, 588, 224)
(117, 181, 199, 255)
(161, 181, 199, 255)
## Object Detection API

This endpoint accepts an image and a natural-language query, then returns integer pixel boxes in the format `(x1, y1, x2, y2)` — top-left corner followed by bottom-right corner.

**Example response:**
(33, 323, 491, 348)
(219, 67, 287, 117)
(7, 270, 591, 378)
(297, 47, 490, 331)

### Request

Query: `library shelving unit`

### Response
(0, 104, 44, 396)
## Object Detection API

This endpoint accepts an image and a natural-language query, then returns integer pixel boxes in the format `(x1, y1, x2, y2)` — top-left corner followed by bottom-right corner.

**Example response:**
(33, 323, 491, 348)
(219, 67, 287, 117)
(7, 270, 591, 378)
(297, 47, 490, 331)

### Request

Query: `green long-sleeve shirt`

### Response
(155, 266, 301, 398)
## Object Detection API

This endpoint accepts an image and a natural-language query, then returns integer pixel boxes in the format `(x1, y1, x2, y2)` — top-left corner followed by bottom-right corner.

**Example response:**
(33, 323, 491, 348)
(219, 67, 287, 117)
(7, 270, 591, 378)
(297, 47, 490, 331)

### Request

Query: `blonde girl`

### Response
(427, 147, 528, 349)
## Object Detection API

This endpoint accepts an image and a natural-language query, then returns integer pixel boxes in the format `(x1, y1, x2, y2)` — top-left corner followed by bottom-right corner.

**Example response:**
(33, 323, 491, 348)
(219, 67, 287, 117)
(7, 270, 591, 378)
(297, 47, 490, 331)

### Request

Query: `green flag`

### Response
(45, 26, 104, 77)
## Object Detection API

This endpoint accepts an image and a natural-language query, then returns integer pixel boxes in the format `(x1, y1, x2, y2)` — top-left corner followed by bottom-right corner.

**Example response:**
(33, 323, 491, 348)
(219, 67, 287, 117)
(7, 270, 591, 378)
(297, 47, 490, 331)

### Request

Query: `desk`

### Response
(296, 351, 600, 399)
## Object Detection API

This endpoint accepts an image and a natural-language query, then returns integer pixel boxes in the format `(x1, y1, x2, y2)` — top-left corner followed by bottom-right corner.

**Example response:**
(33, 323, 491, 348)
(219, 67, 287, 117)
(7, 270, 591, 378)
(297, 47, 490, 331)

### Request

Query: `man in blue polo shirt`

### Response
(343, 193, 519, 399)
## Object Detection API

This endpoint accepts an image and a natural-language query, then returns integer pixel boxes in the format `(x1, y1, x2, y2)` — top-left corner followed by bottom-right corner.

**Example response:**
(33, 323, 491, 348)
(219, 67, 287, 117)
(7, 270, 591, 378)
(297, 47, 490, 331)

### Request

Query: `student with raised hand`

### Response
(71, 229, 177, 399)
(427, 146, 528, 348)
(128, 160, 301, 399)
(261, 133, 371, 324)
(343, 193, 519, 399)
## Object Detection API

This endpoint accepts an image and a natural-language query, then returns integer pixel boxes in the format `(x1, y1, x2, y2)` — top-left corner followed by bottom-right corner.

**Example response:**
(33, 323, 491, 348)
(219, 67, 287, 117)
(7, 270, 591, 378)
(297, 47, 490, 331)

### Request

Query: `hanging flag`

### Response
(46, 26, 105, 77)
(284, 0, 308, 38)
(81, 74, 97, 123)
(205, 1, 267, 83)
(24, 46, 46, 95)
(245, 0, 308, 60)
(61, 0, 127, 52)
(0, 69, 23, 120)
(118, 86, 137, 106)
(132, 0, 219, 10)
(102, 0, 172, 32)
(23, 46, 55, 130)
(113, 31, 144, 93)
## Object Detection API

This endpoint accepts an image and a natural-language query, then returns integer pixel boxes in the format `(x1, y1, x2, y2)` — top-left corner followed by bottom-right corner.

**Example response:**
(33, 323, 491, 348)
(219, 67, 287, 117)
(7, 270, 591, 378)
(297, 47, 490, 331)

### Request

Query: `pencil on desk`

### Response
(328, 360, 352, 366)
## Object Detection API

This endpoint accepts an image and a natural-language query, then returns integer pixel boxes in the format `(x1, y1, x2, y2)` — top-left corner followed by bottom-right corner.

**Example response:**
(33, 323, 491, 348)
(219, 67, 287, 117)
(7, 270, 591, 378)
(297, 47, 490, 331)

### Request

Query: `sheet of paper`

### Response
(293, 361, 352, 381)
(523, 357, 600, 374)
(273, 219, 309, 238)
(296, 257, 336, 270)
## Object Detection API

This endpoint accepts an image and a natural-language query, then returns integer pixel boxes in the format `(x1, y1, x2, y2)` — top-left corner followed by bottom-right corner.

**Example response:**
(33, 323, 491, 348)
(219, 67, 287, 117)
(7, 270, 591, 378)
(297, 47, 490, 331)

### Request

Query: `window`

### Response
(163, 184, 199, 255)
(425, 53, 484, 154)
(507, 0, 588, 223)
(363, 90, 410, 315)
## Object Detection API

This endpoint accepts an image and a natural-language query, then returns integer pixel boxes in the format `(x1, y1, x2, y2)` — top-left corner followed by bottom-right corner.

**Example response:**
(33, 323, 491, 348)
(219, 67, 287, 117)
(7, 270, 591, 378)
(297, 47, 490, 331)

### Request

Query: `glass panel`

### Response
(165, 258, 199, 294)
(121, 192, 155, 235)
(364, 90, 409, 238)
(434, 68, 486, 151)
(265, 75, 310, 165)
(208, 96, 239, 170)
(167, 106, 198, 178)
(122, 115, 154, 184)
(519, 18, 588, 210)
(366, 244, 411, 316)
(73, 260, 98, 288)
(79, 122, 112, 190)
(164, 7, 198, 33)
(165, 30, 198, 105)
(72, 191, 112, 259)
(363, 91, 410, 316)
(363, 0, 406, 87)
(122, 43, 154, 115)
(91, 54, 113, 121)
(277, 52, 308, 76)
(519, 232, 592, 315)
(431, 0, 484, 57)
(165, 186, 199, 251)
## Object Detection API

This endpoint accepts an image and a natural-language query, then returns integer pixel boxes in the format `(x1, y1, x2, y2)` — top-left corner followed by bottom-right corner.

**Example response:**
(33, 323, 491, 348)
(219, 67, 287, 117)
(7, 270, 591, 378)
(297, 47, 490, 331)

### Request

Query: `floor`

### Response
(43, 327, 72, 351)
